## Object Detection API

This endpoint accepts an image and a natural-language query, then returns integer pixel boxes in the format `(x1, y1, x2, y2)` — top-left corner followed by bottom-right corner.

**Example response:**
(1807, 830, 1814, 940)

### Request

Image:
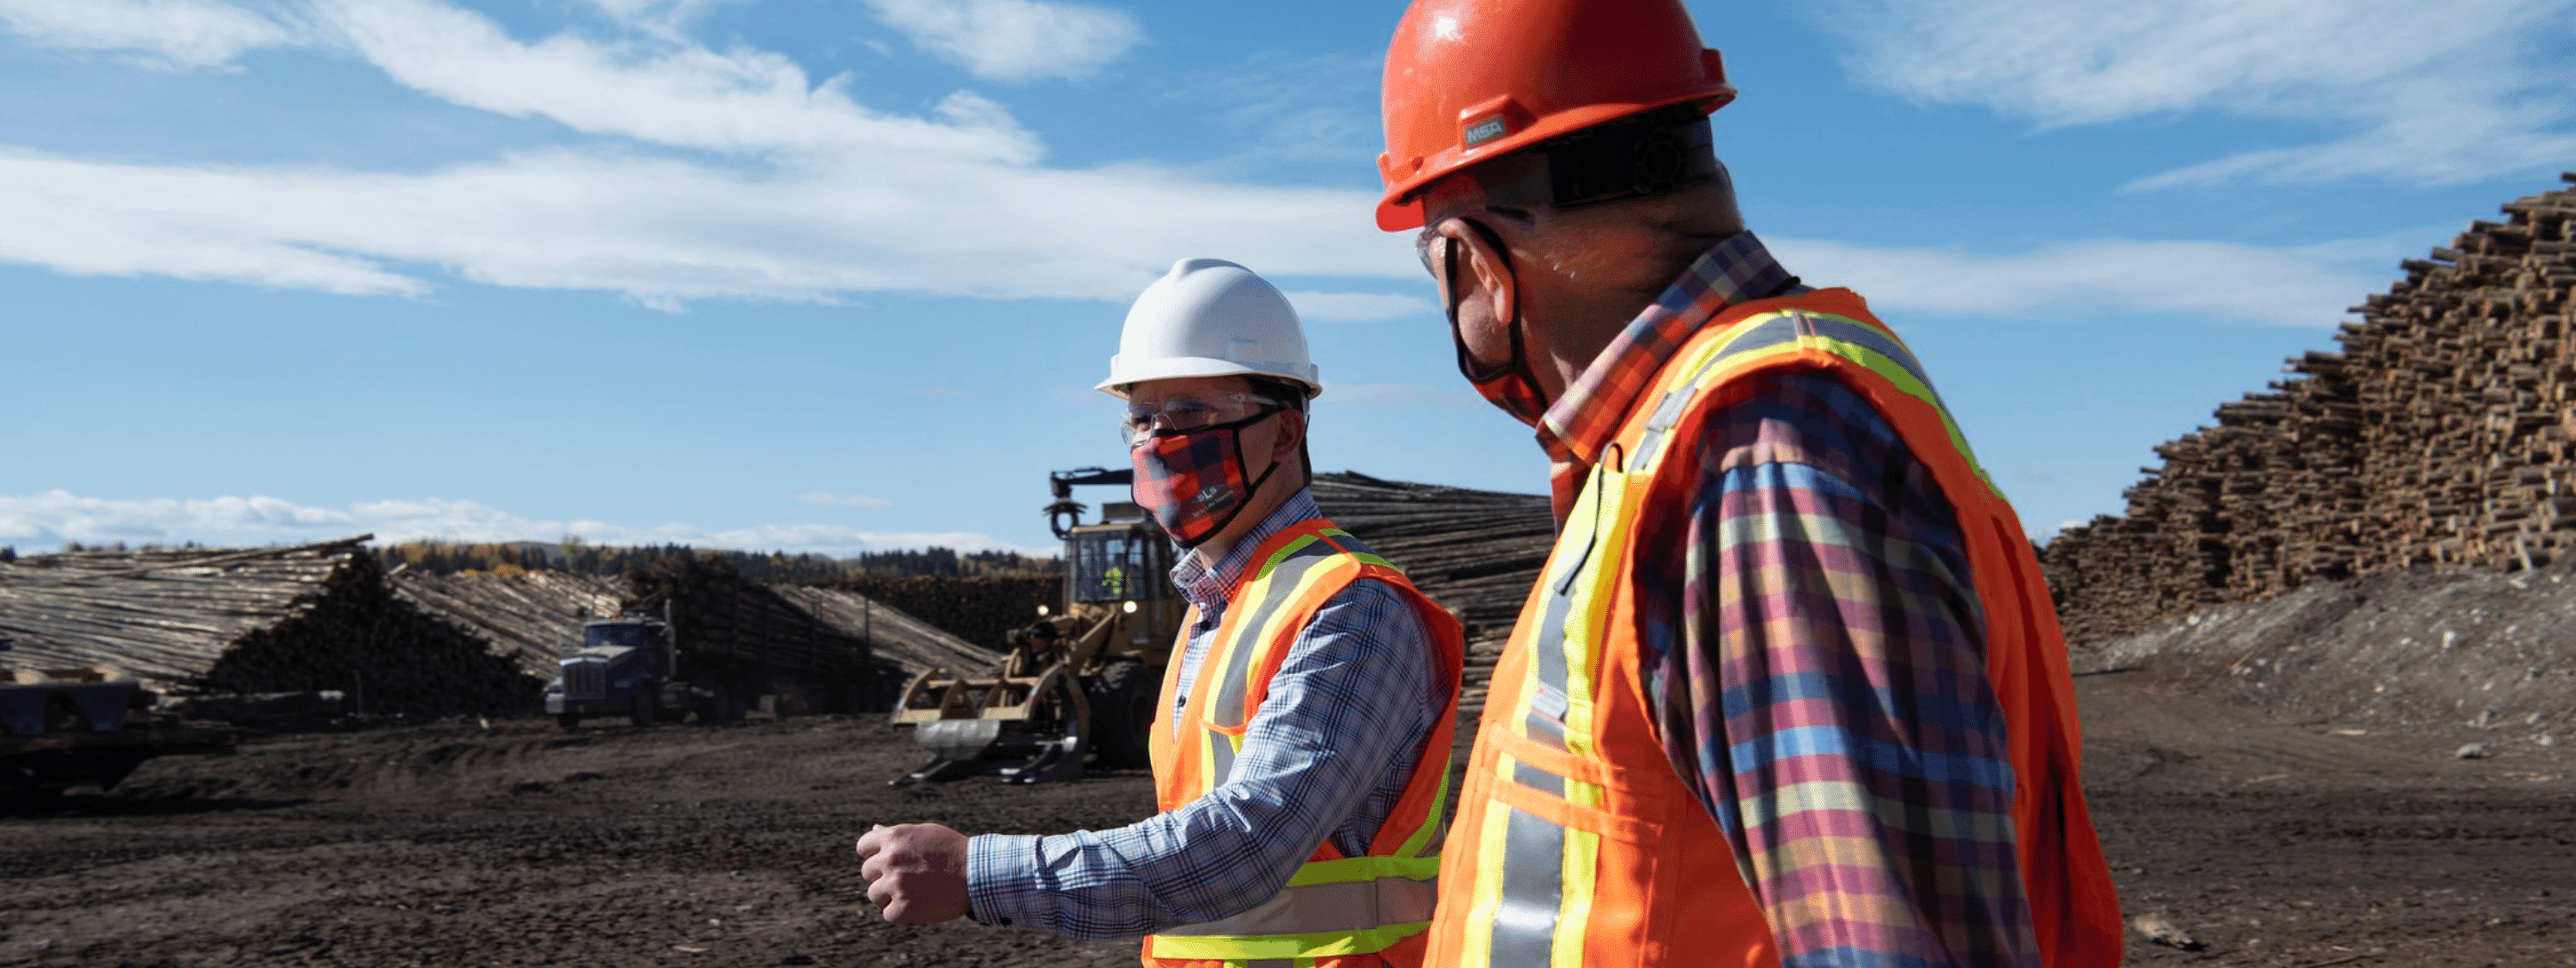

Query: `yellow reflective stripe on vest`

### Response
(1458, 456, 1634, 968)
(1631, 308, 1994, 494)
(1456, 303, 2006, 968)
(1154, 525, 1443, 962)
(1206, 534, 1351, 732)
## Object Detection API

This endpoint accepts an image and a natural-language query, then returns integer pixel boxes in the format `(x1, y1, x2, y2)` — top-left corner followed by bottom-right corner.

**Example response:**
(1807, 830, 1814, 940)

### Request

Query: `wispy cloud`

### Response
(1769, 235, 2387, 326)
(0, 490, 1046, 556)
(861, 0, 1141, 83)
(0, 0, 305, 68)
(0, 0, 1415, 305)
(1284, 290, 1433, 322)
(1820, 0, 2576, 188)
(792, 491, 894, 510)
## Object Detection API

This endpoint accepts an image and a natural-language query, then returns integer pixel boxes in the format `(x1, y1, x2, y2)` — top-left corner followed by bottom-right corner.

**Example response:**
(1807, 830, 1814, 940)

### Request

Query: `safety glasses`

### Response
(1119, 393, 1290, 447)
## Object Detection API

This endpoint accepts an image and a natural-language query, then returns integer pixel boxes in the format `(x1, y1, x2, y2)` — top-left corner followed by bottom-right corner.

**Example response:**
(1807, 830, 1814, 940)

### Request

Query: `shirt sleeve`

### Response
(1640, 372, 2041, 968)
(965, 578, 1438, 940)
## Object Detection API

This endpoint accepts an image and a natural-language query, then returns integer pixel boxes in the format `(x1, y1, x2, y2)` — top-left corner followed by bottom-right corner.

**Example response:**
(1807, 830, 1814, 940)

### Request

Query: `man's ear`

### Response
(1447, 222, 1516, 328)
(1269, 409, 1308, 460)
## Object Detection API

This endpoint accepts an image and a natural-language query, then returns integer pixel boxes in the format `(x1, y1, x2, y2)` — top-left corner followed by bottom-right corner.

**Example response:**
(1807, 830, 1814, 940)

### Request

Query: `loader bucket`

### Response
(887, 665, 1089, 784)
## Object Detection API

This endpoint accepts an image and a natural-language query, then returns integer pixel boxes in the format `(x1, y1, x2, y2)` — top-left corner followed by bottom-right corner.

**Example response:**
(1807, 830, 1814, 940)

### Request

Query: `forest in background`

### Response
(0, 540, 1055, 582)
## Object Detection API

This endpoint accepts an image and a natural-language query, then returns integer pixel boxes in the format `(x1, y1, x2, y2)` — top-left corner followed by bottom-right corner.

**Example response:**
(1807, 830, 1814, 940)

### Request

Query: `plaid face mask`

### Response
(1130, 409, 1284, 548)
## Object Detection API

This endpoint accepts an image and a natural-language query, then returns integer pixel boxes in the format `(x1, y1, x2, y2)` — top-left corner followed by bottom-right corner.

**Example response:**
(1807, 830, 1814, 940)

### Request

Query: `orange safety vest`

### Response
(1425, 290, 2125, 968)
(1145, 518, 1467, 968)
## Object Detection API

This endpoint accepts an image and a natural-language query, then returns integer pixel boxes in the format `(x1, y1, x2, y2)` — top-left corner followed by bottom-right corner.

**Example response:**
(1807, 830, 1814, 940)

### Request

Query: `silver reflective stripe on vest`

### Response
(1797, 309, 1936, 392)
(1205, 536, 1347, 734)
(1489, 805, 1567, 964)
(1630, 313, 1800, 470)
(1157, 873, 1439, 937)
(1486, 457, 1620, 964)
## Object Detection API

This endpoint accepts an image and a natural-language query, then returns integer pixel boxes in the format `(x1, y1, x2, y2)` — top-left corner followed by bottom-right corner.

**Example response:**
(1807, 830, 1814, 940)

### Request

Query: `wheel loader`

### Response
(888, 468, 1185, 783)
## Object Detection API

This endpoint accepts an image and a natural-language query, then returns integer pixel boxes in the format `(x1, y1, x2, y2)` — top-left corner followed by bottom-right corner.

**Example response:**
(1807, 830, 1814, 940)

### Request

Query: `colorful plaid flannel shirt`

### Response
(1534, 232, 2041, 968)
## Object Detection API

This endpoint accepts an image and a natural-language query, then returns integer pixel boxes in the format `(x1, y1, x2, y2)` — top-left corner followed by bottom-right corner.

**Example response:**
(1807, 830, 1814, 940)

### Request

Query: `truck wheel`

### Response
(1085, 660, 1156, 770)
(630, 684, 658, 727)
(557, 713, 581, 732)
(698, 684, 735, 725)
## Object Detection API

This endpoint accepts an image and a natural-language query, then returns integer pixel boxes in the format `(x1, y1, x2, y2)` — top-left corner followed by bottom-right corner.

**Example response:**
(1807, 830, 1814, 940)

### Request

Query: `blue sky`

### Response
(2, 0, 2572, 557)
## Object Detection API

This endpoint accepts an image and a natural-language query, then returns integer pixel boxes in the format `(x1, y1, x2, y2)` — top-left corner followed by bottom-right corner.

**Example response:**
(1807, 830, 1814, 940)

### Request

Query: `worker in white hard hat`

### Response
(856, 258, 1467, 968)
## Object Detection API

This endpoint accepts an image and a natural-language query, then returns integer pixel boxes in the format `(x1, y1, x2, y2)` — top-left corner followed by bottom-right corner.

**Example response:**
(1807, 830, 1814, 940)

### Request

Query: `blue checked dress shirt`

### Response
(964, 488, 1444, 946)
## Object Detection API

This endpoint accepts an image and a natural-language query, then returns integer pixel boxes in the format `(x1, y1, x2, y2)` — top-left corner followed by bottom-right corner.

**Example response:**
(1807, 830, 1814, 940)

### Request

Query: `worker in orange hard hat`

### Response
(1376, 2, 2127, 967)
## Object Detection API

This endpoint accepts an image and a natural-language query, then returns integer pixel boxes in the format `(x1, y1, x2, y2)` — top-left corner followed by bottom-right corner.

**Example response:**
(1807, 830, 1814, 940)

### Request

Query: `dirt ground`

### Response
(3, 670, 2572, 968)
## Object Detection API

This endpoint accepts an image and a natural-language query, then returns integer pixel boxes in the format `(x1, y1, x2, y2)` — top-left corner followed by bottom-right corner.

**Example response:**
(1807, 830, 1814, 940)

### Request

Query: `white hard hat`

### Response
(1098, 258, 1322, 400)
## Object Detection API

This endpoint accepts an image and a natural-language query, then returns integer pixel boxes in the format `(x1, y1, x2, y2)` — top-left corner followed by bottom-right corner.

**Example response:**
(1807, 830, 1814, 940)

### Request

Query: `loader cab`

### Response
(1056, 503, 1184, 666)
(1065, 502, 1175, 608)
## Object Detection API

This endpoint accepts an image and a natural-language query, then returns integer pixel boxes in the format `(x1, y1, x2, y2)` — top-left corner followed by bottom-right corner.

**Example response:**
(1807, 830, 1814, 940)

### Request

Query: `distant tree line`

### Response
(374, 538, 1057, 581)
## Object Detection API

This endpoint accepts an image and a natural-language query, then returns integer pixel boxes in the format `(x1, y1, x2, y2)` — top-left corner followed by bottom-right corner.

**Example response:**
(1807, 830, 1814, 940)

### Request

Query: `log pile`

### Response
(1312, 471, 1554, 712)
(768, 585, 999, 677)
(620, 555, 874, 679)
(390, 568, 623, 681)
(829, 575, 1055, 655)
(0, 536, 541, 716)
(2045, 172, 2576, 645)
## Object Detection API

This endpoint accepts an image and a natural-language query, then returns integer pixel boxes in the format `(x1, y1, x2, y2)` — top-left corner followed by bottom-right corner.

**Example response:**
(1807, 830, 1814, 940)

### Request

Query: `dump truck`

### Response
(889, 467, 1185, 783)
(0, 636, 235, 808)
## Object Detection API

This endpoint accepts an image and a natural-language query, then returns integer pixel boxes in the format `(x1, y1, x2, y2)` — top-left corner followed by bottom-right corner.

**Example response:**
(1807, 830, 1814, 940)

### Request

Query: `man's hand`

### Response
(854, 823, 971, 924)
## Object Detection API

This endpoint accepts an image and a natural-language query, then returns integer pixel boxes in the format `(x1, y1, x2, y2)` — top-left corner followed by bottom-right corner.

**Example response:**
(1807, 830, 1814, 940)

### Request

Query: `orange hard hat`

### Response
(1375, 0, 1736, 231)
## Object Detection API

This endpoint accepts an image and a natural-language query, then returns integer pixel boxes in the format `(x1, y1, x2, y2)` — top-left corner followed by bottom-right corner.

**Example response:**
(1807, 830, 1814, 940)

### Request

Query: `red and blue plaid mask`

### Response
(1130, 409, 1286, 548)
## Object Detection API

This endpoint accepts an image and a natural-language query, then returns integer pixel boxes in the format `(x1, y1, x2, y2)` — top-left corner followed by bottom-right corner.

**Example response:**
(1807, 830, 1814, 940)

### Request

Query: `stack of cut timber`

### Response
(2046, 172, 2576, 645)
(0, 536, 540, 716)
(770, 585, 999, 677)
(1312, 471, 1554, 714)
(620, 554, 874, 678)
(390, 568, 624, 681)
(828, 575, 1054, 658)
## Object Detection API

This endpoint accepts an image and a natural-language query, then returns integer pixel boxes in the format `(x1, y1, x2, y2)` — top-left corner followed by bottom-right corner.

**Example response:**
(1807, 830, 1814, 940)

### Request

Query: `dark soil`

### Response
(3, 670, 2572, 966)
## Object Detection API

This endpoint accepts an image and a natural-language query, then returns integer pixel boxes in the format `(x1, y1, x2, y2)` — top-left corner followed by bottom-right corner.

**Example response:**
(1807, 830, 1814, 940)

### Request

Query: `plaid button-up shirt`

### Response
(1538, 233, 2042, 967)
(964, 489, 1440, 953)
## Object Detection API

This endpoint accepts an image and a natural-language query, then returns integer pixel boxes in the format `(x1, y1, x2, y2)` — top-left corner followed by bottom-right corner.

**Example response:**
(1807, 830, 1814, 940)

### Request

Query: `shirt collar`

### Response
(1531, 231, 1798, 517)
(1167, 488, 1324, 616)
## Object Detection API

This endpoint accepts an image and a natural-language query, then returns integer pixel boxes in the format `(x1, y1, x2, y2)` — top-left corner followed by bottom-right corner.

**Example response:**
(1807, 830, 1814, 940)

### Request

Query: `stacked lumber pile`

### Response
(1312, 471, 1554, 712)
(2046, 172, 2576, 645)
(620, 555, 874, 678)
(830, 575, 1054, 656)
(390, 569, 624, 681)
(0, 536, 539, 715)
(769, 585, 998, 676)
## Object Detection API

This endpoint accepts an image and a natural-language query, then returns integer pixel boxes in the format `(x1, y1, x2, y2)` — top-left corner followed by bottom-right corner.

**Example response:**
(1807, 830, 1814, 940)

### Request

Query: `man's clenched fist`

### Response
(854, 823, 971, 924)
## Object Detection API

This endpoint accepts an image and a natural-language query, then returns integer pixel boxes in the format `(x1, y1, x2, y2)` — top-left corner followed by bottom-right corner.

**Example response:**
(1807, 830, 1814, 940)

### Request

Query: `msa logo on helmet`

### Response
(1462, 115, 1507, 147)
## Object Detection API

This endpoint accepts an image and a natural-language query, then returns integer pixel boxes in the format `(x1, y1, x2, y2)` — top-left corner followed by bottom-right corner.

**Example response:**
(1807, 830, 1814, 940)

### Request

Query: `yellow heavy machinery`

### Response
(890, 468, 1185, 783)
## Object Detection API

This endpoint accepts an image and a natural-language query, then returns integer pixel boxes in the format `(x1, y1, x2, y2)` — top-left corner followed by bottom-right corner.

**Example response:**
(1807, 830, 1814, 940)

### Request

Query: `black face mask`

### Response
(1441, 218, 1550, 427)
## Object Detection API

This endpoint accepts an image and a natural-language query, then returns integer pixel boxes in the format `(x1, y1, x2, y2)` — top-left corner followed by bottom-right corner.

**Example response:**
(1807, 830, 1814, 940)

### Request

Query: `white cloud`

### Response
(578, 0, 742, 35)
(863, 0, 1140, 83)
(1284, 290, 1434, 322)
(793, 491, 894, 509)
(1822, 0, 2576, 187)
(316, 0, 1038, 163)
(1769, 236, 2385, 326)
(0, 0, 304, 68)
(0, 490, 1047, 556)
(0, 0, 1417, 305)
